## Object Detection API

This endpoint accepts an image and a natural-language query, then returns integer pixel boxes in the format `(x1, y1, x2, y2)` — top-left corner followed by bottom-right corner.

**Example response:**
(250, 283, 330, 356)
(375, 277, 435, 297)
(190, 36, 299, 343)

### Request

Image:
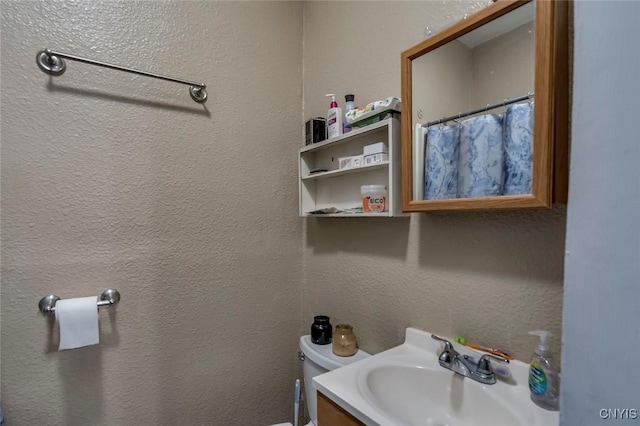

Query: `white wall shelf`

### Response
(299, 116, 405, 217)
(301, 212, 391, 218)
(300, 119, 392, 154)
(301, 162, 389, 181)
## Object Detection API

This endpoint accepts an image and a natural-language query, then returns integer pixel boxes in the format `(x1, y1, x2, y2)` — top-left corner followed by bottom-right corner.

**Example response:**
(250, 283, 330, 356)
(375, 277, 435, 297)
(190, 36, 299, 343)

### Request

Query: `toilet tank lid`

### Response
(299, 335, 370, 371)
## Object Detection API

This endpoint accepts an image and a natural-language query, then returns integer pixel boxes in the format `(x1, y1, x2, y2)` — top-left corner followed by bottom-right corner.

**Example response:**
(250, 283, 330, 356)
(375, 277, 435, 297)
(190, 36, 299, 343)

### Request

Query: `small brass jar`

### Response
(332, 324, 357, 357)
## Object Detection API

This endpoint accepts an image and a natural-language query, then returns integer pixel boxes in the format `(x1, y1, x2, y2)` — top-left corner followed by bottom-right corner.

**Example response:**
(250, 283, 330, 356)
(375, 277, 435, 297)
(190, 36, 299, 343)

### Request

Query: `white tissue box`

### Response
(363, 142, 388, 157)
(338, 155, 364, 169)
(364, 153, 389, 165)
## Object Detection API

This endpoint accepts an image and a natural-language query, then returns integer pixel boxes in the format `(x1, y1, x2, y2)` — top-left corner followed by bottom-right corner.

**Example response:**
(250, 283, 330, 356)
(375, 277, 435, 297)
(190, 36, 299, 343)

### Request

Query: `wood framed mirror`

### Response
(401, 0, 569, 212)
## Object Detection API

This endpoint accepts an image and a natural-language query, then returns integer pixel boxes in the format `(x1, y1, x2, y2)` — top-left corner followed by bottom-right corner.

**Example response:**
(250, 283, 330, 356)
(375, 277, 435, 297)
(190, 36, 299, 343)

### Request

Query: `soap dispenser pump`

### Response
(528, 330, 559, 411)
(325, 94, 343, 139)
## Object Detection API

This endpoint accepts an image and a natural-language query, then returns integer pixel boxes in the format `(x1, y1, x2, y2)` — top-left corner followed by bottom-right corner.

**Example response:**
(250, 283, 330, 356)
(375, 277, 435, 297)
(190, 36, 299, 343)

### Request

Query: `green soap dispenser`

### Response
(528, 330, 559, 411)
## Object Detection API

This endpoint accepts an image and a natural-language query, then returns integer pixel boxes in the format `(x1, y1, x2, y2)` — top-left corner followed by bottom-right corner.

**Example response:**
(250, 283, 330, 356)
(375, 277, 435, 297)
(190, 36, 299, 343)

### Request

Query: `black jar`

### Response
(311, 315, 332, 345)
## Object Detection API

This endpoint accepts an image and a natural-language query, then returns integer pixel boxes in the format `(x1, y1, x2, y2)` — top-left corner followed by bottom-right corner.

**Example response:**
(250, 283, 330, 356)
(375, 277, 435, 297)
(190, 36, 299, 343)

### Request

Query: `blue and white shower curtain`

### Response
(457, 114, 504, 198)
(503, 102, 534, 195)
(423, 102, 534, 199)
(425, 125, 460, 199)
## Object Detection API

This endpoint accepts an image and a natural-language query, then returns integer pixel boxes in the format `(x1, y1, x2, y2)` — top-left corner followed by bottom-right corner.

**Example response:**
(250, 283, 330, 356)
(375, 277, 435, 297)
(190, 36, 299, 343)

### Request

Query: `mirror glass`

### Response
(412, 2, 536, 201)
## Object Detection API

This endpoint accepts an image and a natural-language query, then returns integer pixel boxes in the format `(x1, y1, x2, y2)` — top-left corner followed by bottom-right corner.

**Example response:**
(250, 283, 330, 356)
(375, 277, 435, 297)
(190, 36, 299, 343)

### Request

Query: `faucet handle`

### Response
(431, 334, 455, 351)
(476, 353, 509, 375)
(431, 334, 460, 365)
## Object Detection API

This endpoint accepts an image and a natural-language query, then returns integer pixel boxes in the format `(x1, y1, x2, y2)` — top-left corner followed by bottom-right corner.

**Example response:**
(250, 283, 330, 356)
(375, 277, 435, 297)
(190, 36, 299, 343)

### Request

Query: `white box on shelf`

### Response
(338, 155, 363, 170)
(364, 153, 389, 165)
(363, 142, 388, 157)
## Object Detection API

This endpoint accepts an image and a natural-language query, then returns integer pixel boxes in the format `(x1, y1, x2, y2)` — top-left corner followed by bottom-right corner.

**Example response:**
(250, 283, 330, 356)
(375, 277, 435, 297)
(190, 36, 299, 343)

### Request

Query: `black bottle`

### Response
(311, 315, 332, 345)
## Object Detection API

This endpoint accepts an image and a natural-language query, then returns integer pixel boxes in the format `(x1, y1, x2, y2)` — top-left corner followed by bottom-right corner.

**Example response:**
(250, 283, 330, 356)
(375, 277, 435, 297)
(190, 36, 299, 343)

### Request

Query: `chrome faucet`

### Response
(431, 334, 508, 385)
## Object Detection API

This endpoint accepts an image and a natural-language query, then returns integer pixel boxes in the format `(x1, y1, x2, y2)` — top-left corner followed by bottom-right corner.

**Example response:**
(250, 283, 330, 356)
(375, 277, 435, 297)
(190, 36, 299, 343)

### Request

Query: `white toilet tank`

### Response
(299, 335, 370, 425)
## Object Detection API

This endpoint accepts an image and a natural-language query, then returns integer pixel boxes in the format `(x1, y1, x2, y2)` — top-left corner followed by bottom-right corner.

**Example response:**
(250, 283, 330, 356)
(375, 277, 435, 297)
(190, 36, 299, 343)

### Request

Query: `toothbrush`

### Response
(453, 335, 515, 360)
(293, 379, 301, 426)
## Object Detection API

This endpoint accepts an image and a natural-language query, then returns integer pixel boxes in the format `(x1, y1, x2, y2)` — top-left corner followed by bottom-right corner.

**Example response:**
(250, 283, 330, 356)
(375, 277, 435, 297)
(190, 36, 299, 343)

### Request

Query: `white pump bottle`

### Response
(325, 94, 343, 139)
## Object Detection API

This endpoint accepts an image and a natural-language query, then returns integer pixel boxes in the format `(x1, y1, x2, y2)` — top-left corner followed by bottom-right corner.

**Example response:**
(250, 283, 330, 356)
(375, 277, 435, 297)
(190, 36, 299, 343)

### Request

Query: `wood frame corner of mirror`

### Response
(401, 0, 569, 212)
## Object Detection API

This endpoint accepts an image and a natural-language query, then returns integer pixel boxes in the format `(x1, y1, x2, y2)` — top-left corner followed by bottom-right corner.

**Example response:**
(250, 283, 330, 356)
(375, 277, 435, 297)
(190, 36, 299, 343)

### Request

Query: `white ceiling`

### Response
(458, 2, 535, 49)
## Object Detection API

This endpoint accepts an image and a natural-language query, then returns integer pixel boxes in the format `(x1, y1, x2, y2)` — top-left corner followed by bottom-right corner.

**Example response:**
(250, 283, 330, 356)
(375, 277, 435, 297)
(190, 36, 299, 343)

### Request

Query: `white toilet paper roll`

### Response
(56, 296, 100, 350)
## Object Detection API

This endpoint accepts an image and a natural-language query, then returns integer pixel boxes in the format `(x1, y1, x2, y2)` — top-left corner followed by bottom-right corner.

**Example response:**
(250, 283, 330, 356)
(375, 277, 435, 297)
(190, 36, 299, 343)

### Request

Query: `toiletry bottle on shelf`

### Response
(344, 94, 355, 133)
(325, 94, 343, 139)
(528, 330, 560, 411)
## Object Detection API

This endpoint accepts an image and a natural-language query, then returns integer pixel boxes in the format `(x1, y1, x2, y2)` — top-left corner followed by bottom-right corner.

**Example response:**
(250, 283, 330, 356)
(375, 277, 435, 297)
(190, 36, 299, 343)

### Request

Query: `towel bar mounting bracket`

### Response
(36, 50, 66, 75)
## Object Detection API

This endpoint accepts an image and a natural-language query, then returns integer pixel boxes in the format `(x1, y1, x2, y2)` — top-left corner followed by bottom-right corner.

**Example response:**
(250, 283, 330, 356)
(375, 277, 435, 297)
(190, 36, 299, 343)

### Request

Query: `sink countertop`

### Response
(313, 327, 560, 426)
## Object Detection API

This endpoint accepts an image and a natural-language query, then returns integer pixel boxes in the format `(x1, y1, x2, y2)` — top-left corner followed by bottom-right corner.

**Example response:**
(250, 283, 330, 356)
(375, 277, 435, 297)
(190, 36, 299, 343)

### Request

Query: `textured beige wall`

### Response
(413, 20, 535, 123)
(412, 40, 473, 126)
(472, 21, 536, 108)
(303, 1, 565, 362)
(1, 1, 302, 424)
(1, 1, 566, 423)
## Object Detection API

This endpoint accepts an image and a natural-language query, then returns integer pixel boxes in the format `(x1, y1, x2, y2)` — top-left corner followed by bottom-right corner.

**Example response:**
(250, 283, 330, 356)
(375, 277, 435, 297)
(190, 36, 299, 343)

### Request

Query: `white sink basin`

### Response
(313, 328, 559, 426)
(359, 363, 528, 426)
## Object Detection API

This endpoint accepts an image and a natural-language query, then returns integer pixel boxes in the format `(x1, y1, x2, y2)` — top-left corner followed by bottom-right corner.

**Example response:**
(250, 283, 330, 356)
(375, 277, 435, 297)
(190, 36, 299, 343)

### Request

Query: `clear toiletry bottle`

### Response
(344, 94, 355, 133)
(528, 330, 560, 411)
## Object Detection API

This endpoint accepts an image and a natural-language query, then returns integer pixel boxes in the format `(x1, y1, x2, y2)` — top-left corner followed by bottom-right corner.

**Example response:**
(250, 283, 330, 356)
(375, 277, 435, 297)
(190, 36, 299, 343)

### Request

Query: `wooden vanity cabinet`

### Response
(317, 392, 365, 426)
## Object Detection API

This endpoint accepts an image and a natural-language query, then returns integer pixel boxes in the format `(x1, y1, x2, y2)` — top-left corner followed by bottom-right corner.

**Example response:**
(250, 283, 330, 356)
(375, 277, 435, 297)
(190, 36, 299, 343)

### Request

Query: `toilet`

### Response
(272, 335, 371, 426)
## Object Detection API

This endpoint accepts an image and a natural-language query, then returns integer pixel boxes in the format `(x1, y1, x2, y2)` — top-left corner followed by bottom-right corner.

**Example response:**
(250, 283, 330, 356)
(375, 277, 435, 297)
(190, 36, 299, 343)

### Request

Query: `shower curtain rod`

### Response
(36, 48, 208, 103)
(424, 92, 534, 127)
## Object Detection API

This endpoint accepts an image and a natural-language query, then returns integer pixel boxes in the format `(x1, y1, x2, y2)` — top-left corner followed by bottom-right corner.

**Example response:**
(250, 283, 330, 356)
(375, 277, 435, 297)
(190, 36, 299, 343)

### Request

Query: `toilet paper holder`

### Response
(38, 289, 121, 315)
